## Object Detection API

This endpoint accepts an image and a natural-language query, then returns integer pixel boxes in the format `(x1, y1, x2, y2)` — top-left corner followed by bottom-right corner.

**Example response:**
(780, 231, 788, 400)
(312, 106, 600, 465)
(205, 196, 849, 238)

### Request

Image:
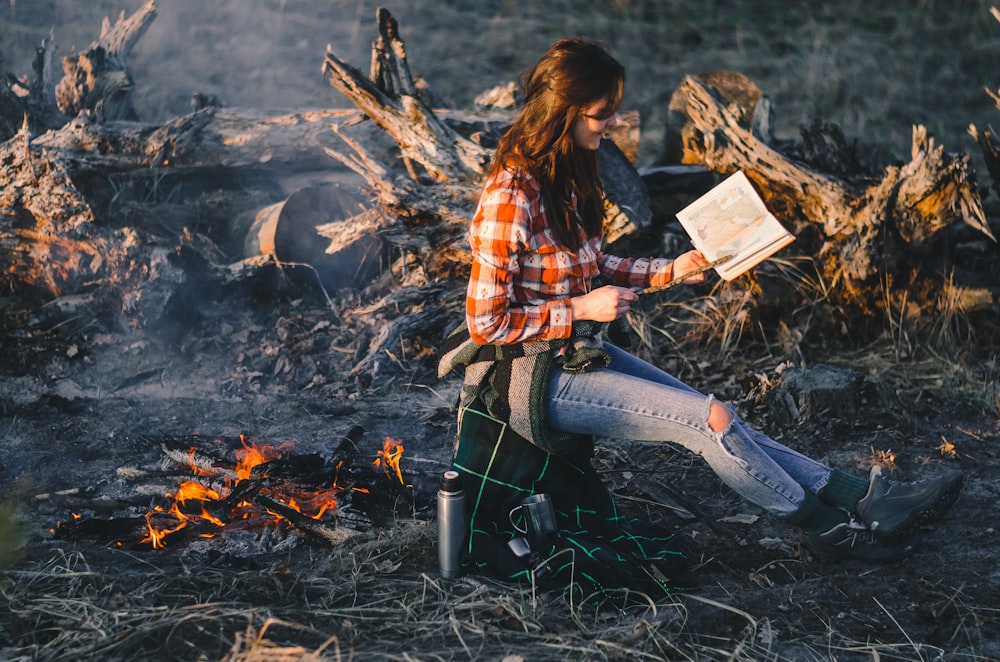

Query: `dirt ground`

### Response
(2, 1, 1000, 660)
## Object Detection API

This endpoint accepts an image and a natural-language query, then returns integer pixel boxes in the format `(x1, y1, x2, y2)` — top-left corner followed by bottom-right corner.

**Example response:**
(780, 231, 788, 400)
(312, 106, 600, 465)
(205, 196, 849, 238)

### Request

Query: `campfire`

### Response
(51, 431, 418, 553)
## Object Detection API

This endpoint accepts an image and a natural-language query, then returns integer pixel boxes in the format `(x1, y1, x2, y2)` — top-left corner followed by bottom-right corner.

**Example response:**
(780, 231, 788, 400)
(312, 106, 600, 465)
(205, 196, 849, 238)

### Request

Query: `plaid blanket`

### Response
(452, 398, 689, 607)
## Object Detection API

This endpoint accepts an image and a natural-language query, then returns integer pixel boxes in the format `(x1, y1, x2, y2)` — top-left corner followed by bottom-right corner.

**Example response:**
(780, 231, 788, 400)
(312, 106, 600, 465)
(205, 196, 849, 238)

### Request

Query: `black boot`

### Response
(855, 466, 963, 542)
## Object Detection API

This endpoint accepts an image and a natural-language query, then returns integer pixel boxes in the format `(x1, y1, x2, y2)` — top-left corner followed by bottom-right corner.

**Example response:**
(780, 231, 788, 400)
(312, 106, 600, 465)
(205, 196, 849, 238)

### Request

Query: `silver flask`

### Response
(437, 470, 466, 578)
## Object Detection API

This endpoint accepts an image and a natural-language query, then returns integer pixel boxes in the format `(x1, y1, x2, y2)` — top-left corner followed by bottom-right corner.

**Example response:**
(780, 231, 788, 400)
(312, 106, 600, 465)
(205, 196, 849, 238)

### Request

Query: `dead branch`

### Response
(323, 8, 491, 183)
(55, 0, 157, 121)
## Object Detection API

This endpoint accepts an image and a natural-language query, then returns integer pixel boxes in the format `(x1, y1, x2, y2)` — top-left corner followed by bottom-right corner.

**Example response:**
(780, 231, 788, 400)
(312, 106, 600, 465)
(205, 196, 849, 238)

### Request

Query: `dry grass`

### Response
(8, 525, 993, 662)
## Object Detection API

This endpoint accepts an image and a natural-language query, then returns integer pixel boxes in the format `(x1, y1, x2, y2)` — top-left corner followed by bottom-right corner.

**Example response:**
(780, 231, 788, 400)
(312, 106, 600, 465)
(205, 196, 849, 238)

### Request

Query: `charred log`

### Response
(252, 494, 359, 546)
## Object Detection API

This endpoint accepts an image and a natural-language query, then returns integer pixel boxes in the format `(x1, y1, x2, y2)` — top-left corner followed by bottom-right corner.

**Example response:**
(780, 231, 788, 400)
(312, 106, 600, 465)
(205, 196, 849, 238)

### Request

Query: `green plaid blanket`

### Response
(452, 398, 688, 607)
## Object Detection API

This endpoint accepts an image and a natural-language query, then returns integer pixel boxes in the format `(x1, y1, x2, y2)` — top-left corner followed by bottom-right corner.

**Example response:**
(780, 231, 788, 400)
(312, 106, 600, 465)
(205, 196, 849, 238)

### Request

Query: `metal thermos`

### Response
(437, 470, 465, 578)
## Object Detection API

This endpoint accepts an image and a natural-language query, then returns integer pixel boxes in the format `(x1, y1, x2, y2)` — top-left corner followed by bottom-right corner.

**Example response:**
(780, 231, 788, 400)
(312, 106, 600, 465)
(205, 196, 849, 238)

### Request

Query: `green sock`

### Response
(782, 490, 847, 534)
(820, 469, 870, 510)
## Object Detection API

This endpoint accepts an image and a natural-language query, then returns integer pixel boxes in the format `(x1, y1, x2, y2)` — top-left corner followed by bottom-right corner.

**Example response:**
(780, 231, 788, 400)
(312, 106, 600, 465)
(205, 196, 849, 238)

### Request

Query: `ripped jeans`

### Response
(544, 342, 832, 517)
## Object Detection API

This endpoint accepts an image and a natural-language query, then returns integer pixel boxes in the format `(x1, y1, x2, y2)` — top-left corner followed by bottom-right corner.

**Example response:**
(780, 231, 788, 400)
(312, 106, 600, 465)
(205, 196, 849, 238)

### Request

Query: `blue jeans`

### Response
(545, 342, 832, 517)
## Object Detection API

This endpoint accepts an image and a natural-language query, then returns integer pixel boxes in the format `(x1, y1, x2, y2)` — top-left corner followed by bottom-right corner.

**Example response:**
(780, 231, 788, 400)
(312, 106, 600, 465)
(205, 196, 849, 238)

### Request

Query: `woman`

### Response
(441, 37, 961, 581)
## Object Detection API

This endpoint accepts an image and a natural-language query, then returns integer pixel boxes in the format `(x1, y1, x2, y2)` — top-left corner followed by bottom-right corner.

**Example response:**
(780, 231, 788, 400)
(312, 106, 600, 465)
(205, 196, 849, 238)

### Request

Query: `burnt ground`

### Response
(1, 270, 999, 660)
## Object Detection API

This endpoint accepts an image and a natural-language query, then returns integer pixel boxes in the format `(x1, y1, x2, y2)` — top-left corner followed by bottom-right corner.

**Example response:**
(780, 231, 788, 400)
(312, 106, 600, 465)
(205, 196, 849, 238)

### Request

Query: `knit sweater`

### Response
(438, 320, 610, 456)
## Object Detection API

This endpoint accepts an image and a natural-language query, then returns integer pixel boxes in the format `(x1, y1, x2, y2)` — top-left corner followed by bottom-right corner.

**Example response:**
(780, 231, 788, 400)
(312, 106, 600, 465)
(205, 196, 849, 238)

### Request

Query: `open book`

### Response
(675, 170, 795, 281)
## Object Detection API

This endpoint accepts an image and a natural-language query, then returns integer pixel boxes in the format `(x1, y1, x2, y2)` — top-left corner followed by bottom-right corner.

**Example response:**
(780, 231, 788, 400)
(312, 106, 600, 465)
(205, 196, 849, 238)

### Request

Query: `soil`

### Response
(2, 2, 999, 660)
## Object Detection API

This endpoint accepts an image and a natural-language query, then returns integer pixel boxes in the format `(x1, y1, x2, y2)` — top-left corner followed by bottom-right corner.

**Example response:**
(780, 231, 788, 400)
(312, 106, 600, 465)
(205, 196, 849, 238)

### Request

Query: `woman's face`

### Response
(572, 99, 619, 151)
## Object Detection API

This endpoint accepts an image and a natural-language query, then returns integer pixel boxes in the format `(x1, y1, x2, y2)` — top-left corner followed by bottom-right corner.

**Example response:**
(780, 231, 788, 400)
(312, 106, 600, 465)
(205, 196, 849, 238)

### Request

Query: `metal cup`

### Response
(508, 493, 557, 543)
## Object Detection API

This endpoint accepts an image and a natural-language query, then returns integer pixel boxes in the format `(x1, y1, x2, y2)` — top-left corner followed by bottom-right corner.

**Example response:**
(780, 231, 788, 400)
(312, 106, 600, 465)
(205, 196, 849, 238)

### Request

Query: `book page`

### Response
(675, 171, 771, 262)
(675, 171, 794, 280)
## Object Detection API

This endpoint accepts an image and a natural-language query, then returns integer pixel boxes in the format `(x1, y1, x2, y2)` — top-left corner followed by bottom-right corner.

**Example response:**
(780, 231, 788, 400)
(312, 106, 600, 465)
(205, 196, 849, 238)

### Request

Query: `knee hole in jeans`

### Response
(707, 400, 733, 433)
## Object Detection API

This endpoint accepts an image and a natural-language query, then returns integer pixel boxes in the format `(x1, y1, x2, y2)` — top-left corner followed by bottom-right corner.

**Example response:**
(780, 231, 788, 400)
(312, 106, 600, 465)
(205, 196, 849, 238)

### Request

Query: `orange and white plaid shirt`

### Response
(466, 168, 675, 345)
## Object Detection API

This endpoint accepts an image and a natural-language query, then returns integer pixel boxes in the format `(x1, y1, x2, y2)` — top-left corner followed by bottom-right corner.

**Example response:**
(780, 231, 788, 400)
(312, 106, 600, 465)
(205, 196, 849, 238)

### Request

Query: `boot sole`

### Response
(806, 532, 918, 564)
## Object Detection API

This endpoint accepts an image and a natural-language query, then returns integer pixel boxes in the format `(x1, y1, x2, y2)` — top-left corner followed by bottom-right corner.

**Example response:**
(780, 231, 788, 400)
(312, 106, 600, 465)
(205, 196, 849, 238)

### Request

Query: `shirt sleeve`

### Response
(466, 179, 573, 344)
(596, 246, 675, 289)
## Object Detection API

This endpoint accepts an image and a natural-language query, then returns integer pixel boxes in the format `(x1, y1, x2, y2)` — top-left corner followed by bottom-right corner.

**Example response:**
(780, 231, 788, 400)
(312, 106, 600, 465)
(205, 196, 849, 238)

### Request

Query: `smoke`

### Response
(3, 0, 387, 120)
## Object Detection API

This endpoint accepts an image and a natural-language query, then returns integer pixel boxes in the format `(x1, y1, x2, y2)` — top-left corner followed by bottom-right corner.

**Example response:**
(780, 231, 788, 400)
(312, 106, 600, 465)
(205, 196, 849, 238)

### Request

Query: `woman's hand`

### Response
(671, 249, 710, 284)
(570, 285, 637, 322)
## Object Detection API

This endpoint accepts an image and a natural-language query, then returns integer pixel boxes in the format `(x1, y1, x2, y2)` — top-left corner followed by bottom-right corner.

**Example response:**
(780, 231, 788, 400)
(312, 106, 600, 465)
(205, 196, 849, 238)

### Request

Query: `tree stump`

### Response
(55, 0, 157, 122)
(748, 363, 899, 428)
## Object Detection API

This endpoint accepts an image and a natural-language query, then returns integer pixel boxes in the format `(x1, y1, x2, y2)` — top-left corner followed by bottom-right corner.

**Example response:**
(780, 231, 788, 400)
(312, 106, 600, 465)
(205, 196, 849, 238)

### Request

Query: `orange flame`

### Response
(234, 437, 287, 482)
(373, 437, 407, 485)
(142, 437, 347, 549)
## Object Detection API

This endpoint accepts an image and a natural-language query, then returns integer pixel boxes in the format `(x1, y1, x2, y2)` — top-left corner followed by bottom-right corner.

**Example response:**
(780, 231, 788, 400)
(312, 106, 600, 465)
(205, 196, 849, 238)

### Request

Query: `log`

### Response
(235, 183, 390, 291)
(253, 493, 359, 546)
(31, 106, 365, 173)
(1, 103, 388, 301)
(668, 71, 995, 307)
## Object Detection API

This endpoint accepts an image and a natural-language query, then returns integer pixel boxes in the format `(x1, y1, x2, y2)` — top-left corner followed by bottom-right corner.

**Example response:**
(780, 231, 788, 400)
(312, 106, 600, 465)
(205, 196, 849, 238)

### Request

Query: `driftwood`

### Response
(667, 71, 996, 310)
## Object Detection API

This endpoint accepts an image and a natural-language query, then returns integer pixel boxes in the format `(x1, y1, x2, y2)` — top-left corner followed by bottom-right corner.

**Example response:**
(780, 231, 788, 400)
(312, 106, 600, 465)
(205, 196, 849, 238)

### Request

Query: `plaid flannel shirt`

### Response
(467, 168, 675, 345)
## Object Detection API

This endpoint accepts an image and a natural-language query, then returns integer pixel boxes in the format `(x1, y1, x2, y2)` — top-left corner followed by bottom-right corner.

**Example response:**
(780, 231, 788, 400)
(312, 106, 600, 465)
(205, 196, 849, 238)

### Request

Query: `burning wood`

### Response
(52, 432, 418, 553)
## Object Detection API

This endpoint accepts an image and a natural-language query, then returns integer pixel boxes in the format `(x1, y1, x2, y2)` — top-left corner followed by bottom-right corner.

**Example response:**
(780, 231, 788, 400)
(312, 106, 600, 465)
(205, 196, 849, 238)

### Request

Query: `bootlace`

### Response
(840, 518, 878, 548)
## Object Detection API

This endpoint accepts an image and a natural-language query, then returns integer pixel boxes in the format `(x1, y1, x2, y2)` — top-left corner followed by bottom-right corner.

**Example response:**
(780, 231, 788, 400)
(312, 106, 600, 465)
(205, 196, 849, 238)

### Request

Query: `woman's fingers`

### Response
(572, 286, 636, 322)
(675, 250, 709, 283)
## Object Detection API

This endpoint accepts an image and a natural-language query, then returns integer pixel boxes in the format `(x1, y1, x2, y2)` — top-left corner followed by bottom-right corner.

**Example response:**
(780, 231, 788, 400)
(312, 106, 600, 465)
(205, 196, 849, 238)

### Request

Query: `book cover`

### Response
(675, 170, 795, 281)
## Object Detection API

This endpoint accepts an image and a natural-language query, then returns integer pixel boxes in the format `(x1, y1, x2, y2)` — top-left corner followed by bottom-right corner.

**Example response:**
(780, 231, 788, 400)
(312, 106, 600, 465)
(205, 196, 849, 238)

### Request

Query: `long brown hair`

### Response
(490, 37, 624, 251)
